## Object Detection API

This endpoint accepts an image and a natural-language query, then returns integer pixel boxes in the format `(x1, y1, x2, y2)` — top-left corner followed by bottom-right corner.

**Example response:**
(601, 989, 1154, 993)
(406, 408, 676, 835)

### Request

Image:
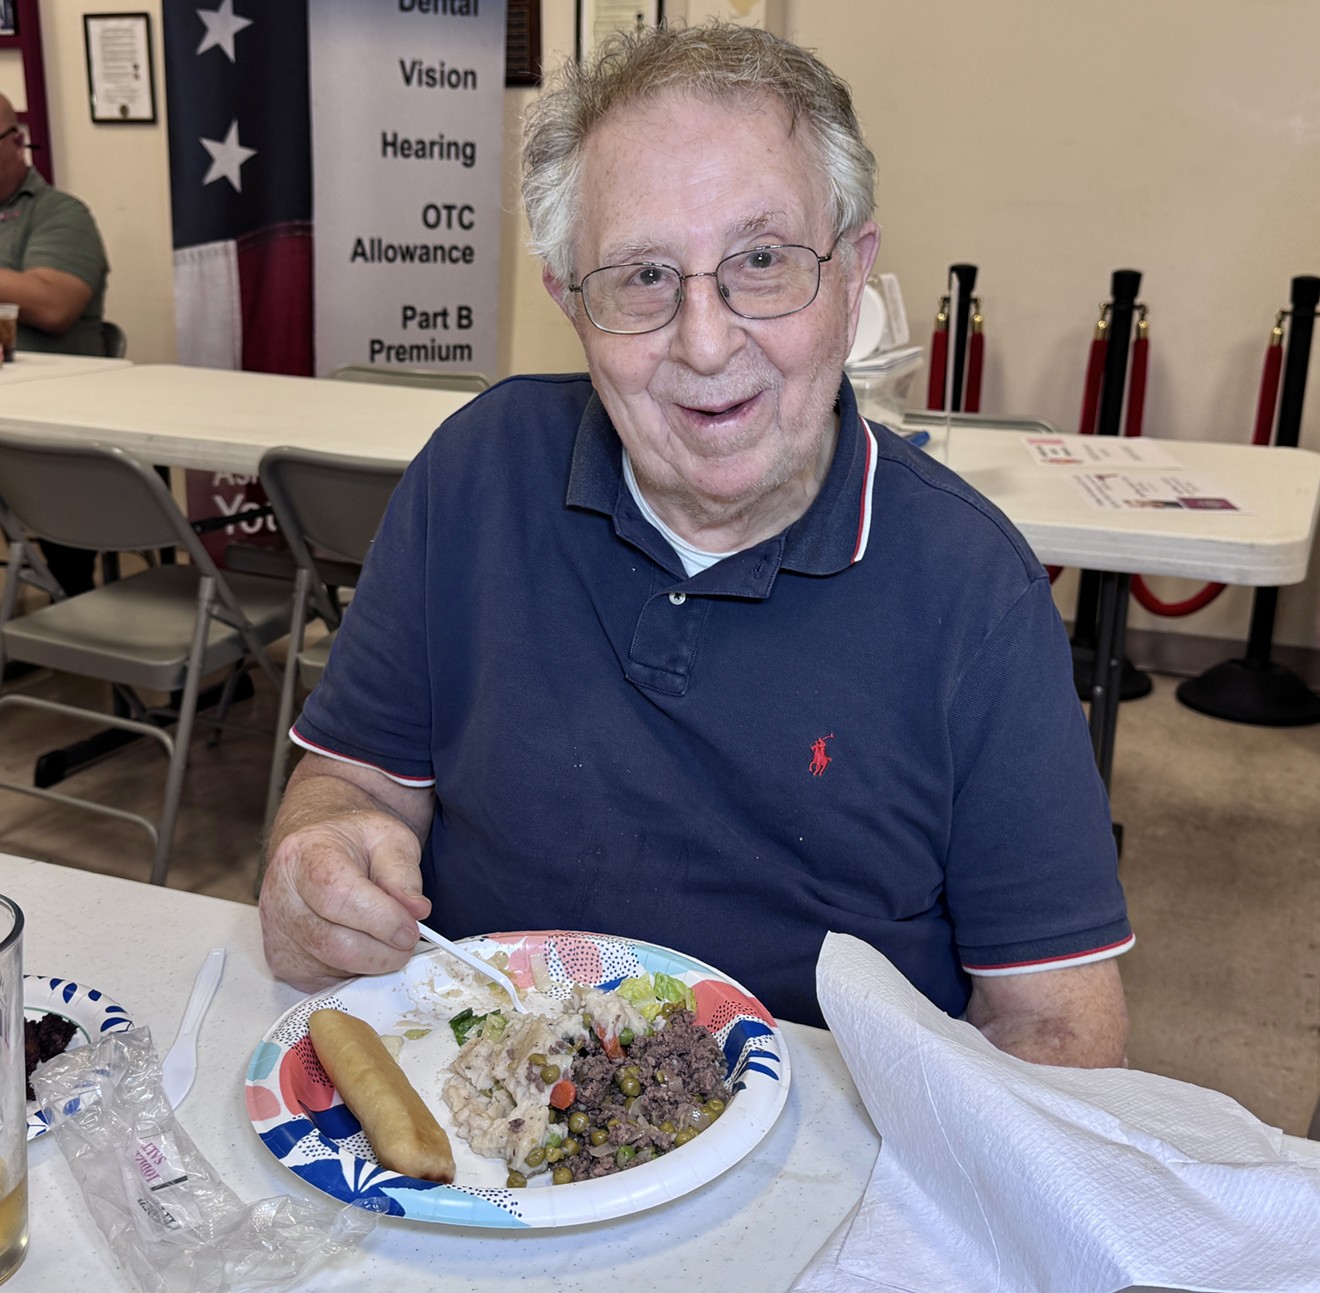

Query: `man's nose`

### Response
(668, 273, 745, 372)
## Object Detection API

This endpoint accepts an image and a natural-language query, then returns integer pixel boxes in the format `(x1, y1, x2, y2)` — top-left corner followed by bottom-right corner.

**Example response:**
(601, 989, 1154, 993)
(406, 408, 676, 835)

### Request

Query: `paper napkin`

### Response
(791, 933, 1320, 1293)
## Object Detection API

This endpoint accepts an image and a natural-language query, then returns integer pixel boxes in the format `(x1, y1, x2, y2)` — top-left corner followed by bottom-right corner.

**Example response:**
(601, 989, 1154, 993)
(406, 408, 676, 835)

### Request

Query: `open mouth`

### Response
(678, 392, 759, 423)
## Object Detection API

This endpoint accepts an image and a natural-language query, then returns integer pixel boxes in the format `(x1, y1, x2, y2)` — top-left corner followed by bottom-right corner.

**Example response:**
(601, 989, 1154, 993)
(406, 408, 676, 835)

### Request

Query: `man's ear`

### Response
(543, 265, 575, 317)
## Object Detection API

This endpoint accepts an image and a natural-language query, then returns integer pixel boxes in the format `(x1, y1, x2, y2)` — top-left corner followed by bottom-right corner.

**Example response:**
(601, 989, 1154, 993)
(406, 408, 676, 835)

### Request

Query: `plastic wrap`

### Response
(32, 1026, 373, 1293)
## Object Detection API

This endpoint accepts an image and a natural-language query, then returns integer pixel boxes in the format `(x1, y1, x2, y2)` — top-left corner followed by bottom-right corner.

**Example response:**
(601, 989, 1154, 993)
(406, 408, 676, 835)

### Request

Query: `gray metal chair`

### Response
(0, 433, 293, 886)
(257, 447, 406, 857)
(100, 320, 127, 359)
(328, 363, 489, 393)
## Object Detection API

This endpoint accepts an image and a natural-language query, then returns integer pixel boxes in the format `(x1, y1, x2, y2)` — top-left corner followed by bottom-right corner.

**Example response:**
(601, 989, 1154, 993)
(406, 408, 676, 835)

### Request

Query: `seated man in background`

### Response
(0, 94, 109, 357)
(259, 23, 1132, 1067)
(0, 92, 112, 595)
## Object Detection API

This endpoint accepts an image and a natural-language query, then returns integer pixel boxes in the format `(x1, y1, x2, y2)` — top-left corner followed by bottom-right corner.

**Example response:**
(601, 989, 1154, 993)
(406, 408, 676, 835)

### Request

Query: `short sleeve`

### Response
(944, 576, 1133, 974)
(21, 193, 108, 290)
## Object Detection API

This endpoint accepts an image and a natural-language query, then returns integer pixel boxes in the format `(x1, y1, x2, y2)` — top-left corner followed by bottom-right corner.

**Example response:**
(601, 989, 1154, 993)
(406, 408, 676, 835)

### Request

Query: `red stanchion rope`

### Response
(1128, 312, 1283, 616)
(1123, 326, 1148, 437)
(927, 300, 949, 410)
(965, 304, 985, 413)
(1078, 309, 1108, 436)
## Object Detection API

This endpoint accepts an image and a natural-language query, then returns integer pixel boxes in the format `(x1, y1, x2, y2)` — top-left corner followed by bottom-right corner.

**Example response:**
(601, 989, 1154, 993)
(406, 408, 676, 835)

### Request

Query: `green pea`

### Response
(619, 1075, 641, 1098)
(589, 1128, 610, 1147)
(618, 1027, 635, 1047)
(545, 1145, 562, 1163)
(506, 1170, 527, 1188)
(552, 1165, 574, 1185)
(658, 1120, 676, 1135)
(528, 1052, 548, 1067)
(614, 1145, 637, 1169)
(540, 1063, 561, 1084)
(525, 1146, 546, 1168)
(567, 1112, 589, 1134)
(560, 1136, 580, 1157)
(705, 1097, 726, 1116)
(674, 1127, 696, 1146)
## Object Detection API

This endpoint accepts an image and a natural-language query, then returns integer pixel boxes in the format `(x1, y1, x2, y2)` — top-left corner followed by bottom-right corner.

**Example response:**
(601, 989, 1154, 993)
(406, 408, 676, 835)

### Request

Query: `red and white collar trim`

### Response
(852, 416, 878, 564)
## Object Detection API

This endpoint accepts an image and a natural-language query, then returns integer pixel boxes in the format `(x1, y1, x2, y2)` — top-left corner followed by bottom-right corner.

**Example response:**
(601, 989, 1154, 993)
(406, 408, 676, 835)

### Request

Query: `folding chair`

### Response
(256, 447, 405, 863)
(0, 433, 294, 886)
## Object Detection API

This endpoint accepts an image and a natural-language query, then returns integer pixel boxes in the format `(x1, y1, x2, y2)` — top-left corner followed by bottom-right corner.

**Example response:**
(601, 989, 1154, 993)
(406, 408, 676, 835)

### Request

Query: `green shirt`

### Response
(0, 167, 109, 356)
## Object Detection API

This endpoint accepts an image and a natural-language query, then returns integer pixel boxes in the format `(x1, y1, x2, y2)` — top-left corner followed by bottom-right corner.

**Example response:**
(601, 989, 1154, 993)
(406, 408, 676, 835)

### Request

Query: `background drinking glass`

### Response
(0, 305, 17, 363)
(0, 896, 26, 1283)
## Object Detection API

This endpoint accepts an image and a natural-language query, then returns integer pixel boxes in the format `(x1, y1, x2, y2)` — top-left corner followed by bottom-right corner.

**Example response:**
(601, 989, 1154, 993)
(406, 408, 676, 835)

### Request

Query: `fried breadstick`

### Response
(308, 1007, 456, 1183)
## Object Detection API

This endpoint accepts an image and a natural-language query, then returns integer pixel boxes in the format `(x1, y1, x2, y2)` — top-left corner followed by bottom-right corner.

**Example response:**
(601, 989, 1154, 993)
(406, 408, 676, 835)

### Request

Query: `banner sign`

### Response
(308, 0, 506, 379)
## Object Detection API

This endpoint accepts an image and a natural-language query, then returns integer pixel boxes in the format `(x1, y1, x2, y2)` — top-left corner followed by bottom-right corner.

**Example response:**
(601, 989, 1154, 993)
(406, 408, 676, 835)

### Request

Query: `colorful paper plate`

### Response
(25, 974, 135, 1140)
(246, 931, 790, 1228)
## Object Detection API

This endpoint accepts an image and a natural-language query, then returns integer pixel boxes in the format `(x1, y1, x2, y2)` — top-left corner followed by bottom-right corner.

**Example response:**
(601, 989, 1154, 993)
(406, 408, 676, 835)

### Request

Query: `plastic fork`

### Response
(415, 922, 529, 1013)
(161, 948, 225, 1109)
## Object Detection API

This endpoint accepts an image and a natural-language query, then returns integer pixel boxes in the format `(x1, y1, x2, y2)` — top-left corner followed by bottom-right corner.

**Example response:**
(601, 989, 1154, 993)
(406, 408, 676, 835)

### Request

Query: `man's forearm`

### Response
(269, 753, 434, 855)
(966, 959, 1130, 1069)
(0, 266, 92, 334)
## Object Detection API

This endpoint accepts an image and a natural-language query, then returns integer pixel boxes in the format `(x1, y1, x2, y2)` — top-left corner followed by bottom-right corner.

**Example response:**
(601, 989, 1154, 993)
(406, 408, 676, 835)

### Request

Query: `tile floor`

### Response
(0, 654, 1316, 1135)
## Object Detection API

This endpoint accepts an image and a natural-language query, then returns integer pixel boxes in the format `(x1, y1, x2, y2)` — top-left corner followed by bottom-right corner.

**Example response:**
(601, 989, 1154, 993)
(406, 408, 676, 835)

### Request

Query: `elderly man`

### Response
(260, 25, 1131, 1066)
(0, 94, 109, 357)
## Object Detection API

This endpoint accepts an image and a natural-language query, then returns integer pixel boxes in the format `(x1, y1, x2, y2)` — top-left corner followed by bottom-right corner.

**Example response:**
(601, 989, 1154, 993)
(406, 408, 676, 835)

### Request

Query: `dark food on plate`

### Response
(549, 1008, 732, 1184)
(308, 1007, 456, 1183)
(25, 1013, 78, 1101)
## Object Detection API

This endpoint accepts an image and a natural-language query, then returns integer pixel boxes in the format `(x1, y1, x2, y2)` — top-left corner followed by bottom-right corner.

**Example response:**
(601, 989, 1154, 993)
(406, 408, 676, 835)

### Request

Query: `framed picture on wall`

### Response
(0, 0, 16, 38)
(84, 12, 157, 124)
(576, 0, 664, 64)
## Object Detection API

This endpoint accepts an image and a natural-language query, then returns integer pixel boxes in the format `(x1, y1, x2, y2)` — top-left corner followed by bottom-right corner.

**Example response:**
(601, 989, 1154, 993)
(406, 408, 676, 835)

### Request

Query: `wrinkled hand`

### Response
(259, 808, 432, 992)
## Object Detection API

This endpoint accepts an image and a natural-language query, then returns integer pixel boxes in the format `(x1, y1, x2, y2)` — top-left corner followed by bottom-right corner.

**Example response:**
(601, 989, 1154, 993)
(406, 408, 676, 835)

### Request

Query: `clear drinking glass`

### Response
(0, 304, 17, 364)
(0, 897, 27, 1283)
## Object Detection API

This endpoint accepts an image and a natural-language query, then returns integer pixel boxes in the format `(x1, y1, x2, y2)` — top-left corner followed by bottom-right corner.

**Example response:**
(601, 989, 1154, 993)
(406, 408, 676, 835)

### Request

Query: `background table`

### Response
(0, 364, 473, 474)
(930, 425, 1320, 584)
(2, 855, 877, 1293)
(0, 353, 132, 386)
(921, 425, 1320, 783)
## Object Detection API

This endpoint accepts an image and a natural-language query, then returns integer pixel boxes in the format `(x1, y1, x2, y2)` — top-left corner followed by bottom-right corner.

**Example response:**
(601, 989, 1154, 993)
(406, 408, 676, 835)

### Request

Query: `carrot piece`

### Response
(594, 1024, 625, 1061)
(549, 1078, 576, 1110)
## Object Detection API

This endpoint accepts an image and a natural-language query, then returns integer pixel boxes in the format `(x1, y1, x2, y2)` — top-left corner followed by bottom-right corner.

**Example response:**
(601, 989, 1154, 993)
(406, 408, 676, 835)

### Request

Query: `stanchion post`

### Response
(948, 263, 977, 413)
(1072, 270, 1152, 701)
(1175, 274, 1320, 726)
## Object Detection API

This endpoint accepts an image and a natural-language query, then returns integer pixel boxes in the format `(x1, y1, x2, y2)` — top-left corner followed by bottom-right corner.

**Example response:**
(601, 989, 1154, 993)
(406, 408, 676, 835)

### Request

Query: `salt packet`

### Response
(33, 1026, 374, 1293)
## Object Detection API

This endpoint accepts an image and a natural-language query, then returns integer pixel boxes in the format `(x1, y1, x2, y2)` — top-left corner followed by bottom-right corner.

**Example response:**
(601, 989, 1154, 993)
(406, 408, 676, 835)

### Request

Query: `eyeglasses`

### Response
(569, 242, 836, 335)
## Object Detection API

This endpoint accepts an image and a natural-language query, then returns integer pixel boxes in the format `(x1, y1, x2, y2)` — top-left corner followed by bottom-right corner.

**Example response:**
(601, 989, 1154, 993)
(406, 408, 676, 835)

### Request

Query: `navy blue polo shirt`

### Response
(294, 375, 1131, 1028)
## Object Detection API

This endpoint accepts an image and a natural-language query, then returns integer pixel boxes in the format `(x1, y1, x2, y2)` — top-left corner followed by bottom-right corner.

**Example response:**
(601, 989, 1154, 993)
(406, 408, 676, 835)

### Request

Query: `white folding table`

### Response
(0, 363, 472, 473)
(926, 423, 1320, 783)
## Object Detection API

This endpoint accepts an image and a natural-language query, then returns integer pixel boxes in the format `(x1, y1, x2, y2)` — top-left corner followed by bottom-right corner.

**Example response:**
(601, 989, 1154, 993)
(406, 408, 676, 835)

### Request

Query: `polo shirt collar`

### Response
(565, 377, 877, 585)
(2, 167, 43, 208)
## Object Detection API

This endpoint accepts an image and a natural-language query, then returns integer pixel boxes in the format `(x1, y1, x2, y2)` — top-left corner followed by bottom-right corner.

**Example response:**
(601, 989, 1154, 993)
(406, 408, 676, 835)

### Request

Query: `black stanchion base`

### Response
(1175, 659, 1320, 727)
(1071, 644, 1153, 703)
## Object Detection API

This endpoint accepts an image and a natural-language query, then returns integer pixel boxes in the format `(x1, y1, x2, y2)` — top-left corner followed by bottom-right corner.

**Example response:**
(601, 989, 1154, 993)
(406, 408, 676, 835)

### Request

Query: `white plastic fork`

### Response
(161, 948, 226, 1108)
(415, 922, 529, 1013)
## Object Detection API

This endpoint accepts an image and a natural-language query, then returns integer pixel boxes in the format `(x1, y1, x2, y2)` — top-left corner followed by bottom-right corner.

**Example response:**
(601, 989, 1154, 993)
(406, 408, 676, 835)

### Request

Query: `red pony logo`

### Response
(809, 733, 835, 777)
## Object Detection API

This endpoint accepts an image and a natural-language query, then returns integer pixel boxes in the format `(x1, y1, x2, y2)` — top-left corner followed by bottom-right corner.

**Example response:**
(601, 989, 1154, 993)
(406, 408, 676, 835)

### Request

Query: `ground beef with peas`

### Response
(557, 1009, 732, 1182)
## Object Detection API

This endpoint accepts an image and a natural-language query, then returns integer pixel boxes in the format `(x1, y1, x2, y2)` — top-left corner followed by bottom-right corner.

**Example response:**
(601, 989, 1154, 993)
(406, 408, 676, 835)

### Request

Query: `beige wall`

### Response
(787, 2, 1320, 649)
(12, 0, 1320, 648)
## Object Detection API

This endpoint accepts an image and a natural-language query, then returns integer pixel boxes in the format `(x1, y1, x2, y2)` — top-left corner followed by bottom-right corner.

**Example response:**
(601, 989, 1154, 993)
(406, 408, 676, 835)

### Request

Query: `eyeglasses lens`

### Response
(581, 245, 823, 334)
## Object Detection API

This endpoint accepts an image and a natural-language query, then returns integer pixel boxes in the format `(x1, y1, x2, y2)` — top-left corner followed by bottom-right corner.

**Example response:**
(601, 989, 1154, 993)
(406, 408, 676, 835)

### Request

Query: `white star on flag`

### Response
(196, 0, 252, 63)
(200, 120, 256, 193)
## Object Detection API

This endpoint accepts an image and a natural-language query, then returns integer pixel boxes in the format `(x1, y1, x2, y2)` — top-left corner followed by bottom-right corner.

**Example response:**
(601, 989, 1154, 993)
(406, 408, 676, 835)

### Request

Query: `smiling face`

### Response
(547, 91, 878, 551)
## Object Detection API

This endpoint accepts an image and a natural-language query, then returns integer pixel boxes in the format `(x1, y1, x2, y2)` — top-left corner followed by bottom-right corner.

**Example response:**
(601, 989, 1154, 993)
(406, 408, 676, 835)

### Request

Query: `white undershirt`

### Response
(621, 449, 736, 577)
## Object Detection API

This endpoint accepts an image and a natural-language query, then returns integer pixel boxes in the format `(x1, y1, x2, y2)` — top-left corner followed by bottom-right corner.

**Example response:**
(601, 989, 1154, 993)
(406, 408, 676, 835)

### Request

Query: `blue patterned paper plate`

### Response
(25, 973, 135, 1140)
(246, 931, 790, 1229)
